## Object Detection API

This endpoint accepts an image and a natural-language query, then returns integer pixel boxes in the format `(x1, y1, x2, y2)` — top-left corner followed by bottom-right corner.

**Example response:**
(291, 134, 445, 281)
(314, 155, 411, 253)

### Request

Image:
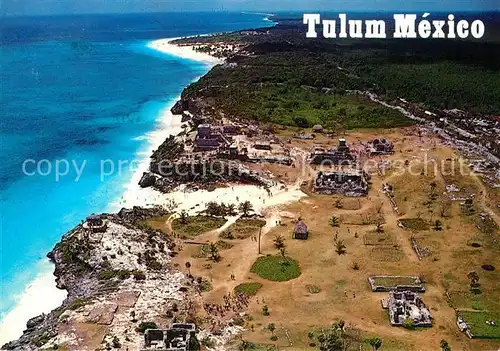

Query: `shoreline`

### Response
(0, 38, 220, 346)
(0, 33, 304, 347)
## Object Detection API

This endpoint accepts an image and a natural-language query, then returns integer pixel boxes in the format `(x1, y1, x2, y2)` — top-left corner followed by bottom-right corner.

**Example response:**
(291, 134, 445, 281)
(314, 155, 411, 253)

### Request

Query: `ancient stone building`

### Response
(313, 170, 368, 196)
(386, 291, 432, 327)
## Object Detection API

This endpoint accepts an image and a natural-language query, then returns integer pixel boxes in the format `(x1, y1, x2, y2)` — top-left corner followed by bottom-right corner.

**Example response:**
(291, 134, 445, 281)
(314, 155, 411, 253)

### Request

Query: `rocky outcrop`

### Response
(1, 207, 189, 351)
(138, 172, 156, 188)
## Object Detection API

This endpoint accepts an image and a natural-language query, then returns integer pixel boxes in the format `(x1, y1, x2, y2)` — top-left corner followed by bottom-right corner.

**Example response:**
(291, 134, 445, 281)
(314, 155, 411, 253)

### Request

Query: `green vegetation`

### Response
(98, 269, 132, 280)
(449, 291, 500, 311)
(67, 298, 88, 311)
(136, 321, 158, 333)
(234, 282, 263, 296)
(171, 215, 226, 239)
(459, 311, 500, 339)
(180, 30, 500, 129)
(365, 61, 500, 114)
(250, 255, 301, 282)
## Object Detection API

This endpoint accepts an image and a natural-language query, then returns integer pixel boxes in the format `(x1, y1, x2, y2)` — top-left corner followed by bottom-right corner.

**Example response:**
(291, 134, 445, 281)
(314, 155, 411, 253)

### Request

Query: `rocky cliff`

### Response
(1, 207, 199, 351)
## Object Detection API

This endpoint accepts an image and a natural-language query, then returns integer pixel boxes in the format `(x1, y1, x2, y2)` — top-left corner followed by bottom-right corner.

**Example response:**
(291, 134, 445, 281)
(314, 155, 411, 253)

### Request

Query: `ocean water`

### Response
(0, 12, 272, 342)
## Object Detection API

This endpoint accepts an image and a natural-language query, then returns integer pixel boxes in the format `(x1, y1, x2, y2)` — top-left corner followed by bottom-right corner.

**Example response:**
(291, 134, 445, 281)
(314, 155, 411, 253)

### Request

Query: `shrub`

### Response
(263, 304, 270, 316)
(112, 336, 121, 348)
(98, 270, 117, 280)
(136, 321, 158, 333)
(403, 319, 415, 330)
(133, 270, 146, 280)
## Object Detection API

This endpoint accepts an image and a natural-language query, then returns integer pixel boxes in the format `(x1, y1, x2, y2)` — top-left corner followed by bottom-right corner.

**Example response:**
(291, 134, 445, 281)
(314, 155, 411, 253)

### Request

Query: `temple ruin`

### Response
(83, 215, 107, 233)
(313, 169, 368, 196)
(310, 138, 356, 165)
(367, 138, 394, 156)
(141, 323, 197, 351)
(385, 291, 432, 327)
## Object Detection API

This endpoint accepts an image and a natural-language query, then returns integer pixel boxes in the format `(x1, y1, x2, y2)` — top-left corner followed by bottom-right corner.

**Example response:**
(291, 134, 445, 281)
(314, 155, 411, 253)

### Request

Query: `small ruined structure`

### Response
(313, 170, 368, 196)
(194, 124, 233, 152)
(253, 141, 272, 150)
(293, 132, 315, 140)
(84, 214, 107, 233)
(368, 138, 394, 155)
(385, 291, 432, 327)
(368, 275, 425, 292)
(141, 324, 197, 351)
(293, 220, 309, 240)
(310, 138, 356, 165)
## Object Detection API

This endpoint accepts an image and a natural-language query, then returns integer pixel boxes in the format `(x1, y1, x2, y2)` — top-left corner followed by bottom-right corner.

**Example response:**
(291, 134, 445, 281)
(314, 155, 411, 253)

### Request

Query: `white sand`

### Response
(0, 36, 305, 346)
(147, 38, 224, 65)
(0, 260, 67, 346)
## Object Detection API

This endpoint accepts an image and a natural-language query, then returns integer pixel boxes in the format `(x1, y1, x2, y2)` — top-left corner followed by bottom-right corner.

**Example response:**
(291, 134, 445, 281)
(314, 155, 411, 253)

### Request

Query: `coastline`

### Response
(1, 33, 305, 347)
(0, 38, 219, 346)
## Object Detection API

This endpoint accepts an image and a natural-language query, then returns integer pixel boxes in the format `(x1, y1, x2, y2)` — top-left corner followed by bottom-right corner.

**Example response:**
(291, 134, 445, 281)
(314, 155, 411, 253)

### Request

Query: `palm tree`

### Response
(267, 323, 276, 336)
(273, 235, 285, 251)
(334, 199, 343, 209)
(238, 201, 254, 217)
(434, 220, 443, 231)
(440, 340, 451, 351)
(180, 210, 188, 225)
(368, 337, 383, 351)
(329, 216, 340, 228)
(226, 203, 237, 216)
(273, 235, 287, 260)
(185, 261, 191, 275)
(205, 202, 219, 217)
(334, 239, 347, 255)
(208, 242, 220, 262)
(467, 271, 480, 288)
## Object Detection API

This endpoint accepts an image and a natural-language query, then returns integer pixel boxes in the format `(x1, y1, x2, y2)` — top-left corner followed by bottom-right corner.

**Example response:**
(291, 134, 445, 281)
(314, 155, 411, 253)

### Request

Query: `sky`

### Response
(2, 0, 499, 17)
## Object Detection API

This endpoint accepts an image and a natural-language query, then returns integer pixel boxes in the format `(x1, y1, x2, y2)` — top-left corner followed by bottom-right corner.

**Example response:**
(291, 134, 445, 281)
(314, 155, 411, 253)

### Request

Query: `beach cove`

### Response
(0, 13, 274, 346)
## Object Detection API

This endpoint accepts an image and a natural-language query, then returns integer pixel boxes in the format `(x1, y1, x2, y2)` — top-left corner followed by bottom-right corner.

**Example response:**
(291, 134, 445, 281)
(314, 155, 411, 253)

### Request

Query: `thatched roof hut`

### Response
(293, 220, 309, 240)
(312, 124, 324, 133)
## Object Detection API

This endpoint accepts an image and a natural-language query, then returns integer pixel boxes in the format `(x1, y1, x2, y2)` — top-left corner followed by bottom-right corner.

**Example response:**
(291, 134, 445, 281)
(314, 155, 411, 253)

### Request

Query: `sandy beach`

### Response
(0, 35, 304, 346)
(147, 38, 224, 65)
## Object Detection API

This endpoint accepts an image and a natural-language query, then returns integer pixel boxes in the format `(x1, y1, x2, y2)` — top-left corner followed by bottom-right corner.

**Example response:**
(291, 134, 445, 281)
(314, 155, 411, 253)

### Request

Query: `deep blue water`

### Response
(0, 12, 272, 321)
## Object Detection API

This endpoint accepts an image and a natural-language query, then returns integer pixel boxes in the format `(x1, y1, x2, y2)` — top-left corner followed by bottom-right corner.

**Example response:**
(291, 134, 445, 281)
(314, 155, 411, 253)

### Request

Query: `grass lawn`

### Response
(250, 255, 301, 282)
(449, 291, 500, 311)
(371, 276, 422, 289)
(171, 216, 226, 239)
(142, 214, 172, 235)
(220, 218, 267, 240)
(235, 282, 263, 296)
(460, 311, 500, 339)
(398, 218, 429, 231)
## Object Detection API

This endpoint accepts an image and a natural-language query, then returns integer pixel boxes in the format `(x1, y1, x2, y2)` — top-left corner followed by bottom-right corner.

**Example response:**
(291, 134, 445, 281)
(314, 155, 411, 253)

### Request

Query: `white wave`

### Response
(0, 260, 67, 346)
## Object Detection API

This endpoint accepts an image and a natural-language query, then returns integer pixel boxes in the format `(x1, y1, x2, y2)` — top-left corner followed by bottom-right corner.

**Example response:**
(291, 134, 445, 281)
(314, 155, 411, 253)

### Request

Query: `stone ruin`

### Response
(313, 169, 368, 196)
(194, 124, 234, 152)
(368, 276, 425, 292)
(310, 138, 356, 165)
(141, 323, 196, 351)
(83, 214, 108, 233)
(367, 138, 394, 156)
(385, 291, 432, 327)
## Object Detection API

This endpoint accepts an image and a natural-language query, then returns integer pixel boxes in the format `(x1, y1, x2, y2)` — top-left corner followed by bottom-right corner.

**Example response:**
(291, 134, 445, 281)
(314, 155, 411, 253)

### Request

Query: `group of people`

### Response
(202, 291, 250, 318)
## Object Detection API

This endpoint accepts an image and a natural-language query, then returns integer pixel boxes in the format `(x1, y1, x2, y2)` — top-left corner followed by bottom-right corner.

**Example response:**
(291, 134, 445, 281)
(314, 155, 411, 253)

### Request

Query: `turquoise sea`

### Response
(0, 12, 272, 338)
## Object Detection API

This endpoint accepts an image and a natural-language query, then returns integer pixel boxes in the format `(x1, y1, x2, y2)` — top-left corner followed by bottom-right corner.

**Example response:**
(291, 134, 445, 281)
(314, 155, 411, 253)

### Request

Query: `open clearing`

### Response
(166, 127, 500, 351)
